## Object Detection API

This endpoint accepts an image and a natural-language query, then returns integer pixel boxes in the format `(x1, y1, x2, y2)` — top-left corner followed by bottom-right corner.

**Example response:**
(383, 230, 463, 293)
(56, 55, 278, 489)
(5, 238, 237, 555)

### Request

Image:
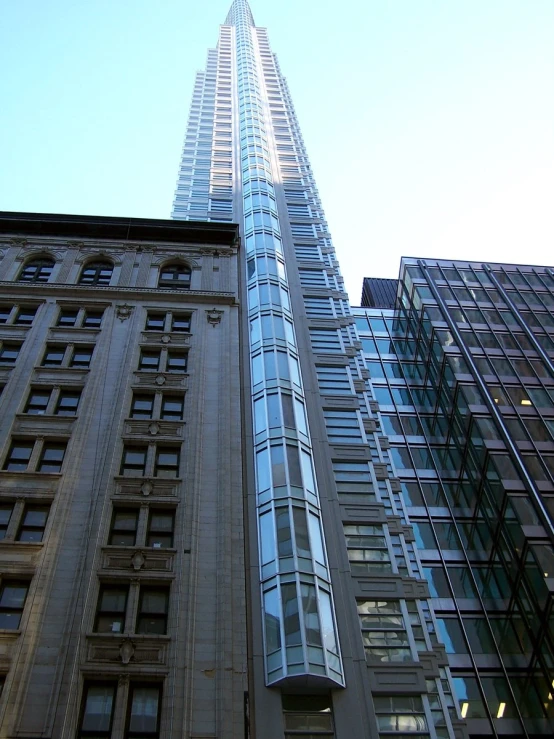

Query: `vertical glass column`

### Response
(233, 0, 344, 687)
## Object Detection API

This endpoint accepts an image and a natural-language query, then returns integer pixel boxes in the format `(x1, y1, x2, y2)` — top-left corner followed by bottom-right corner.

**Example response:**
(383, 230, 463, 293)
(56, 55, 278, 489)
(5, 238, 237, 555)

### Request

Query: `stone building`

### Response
(0, 211, 246, 738)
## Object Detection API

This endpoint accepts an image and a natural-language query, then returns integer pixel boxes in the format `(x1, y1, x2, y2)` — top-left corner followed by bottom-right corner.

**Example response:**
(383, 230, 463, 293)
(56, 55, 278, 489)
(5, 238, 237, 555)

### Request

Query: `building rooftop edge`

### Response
(0, 211, 240, 247)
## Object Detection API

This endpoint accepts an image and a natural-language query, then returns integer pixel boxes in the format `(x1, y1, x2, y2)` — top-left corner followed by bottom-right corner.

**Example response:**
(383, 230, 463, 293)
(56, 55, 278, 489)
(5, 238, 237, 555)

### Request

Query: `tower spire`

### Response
(225, 0, 255, 26)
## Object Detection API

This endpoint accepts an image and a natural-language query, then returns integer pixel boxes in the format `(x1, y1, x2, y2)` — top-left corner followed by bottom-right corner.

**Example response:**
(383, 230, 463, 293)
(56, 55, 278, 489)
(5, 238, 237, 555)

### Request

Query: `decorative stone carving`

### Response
(161, 334, 171, 344)
(155, 375, 166, 386)
(148, 422, 160, 436)
(131, 551, 146, 571)
(119, 640, 135, 665)
(116, 304, 133, 322)
(141, 480, 153, 496)
(206, 308, 223, 327)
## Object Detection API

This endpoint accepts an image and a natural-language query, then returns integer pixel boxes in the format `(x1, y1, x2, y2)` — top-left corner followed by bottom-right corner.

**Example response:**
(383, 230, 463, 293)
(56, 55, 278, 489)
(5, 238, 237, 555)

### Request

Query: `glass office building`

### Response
(355, 257, 554, 737)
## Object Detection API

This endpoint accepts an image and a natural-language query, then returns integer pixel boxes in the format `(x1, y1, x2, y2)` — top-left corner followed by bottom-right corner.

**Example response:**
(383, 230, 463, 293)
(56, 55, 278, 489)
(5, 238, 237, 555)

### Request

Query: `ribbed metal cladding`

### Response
(361, 277, 399, 309)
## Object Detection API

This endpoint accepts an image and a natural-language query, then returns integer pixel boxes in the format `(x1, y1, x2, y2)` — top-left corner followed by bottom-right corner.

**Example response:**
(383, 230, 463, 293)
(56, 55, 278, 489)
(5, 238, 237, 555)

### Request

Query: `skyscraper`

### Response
(1, 1, 553, 738)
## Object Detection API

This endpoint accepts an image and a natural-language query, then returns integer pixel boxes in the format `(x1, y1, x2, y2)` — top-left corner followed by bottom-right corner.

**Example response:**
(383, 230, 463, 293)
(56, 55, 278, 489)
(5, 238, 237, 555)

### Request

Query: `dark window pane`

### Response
(83, 310, 104, 328)
(109, 508, 139, 546)
(160, 396, 184, 420)
(0, 581, 29, 629)
(25, 391, 50, 414)
(145, 313, 165, 331)
(70, 347, 93, 368)
(139, 351, 160, 371)
(80, 683, 116, 734)
(57, 310, 78, 327)
(158, 263, 191, 289)
(127, 685, 161, 735)
(154, 448, 179, 478)
(17, 505, 49, 542)
(79, 261, 113, 286)
(147, 510, 175, 548)
(166, 352, 188, 372)
(130, 395, 154, 419)
(136, 587, 169, 634)
(18, 259, 54, 283)
(4, 442, 33, 471)
(15, 307, 37, 325)
(38, 443, 66, 472)
(0, 504, 13, 539)
(121, 447, 147, 476)
(42, 346, 65, 366)
(0, 343, 21, 365)
(95, 585, 128, 633)
(171, 314, 191, 332)
(55, 391, 81, 416)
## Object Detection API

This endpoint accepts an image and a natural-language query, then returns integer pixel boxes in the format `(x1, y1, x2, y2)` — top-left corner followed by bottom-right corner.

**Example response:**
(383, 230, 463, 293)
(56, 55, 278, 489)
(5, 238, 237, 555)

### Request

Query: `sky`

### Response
(0, 0, 553, 304)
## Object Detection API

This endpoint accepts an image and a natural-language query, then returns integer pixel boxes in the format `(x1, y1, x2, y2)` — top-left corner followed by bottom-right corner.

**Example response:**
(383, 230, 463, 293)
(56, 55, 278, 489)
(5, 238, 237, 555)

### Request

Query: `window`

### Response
(358, 600, 412, 663)
(0, 504, 13, 539)
(158, 263, 191, 289)
(25, 390, 50, 414)
(79, 261, 113, 286)
(41, 345, 65, 366)
(145, 312, 165, 331)
(282, 694, 334, 738)
(161, 396, 184, 420)
(147, 510, 175, 548)
(154, 447, 180, 478)
(166, 351, 187, 372)
(14, 306, 37, 325)
(95, 585, 128, 633)
(373, 695, 428, 734)
(70, 347, 93, 368)
(344, 524, 391, 574)
(83, 310, 104, 328)
(37, 443, 66, 472)
(18, 258, 54, 283)
(125, 683, 162, 738)
(78, 682, 117, 738)
(136, 586, 169, 634)
(130, 394, 154, 419)
(57, 308, 104, 328)
(121, 447, 147, 477)
(171, 313, 191, 332)
(0, 580, 29, 629)
(139, 350, 161, 371)
(17, 505, 49, 542)
(316, 366, 352, 395)
(57, 309, 79, 327)
(109, 508, 139, 546)
(55, 390, 81, 415)
(324, 410, 363, 443)
(0, 342, 22, 365)
(3, 442, 33, 471)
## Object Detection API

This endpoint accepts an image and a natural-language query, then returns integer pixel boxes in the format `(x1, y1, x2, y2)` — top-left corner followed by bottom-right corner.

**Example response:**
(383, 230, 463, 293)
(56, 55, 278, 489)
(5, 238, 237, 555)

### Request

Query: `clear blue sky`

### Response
(1, 0, 553, 303)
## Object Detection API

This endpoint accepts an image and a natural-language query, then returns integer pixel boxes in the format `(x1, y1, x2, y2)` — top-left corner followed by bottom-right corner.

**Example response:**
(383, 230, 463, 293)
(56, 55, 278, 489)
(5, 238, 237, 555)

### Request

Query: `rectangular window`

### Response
(0, 504, 14, 539)
(79, 682, 117, 738)
(160, 396, 184, 420)
(25, 390, 51, 414)
(14, 306, 37, 325)
(282, 695, 334, 738)
(166, 352, 188, 372)
(38, 443, 66, 472)
(125, 683, 162, 739)
(147, 510, 175, 548)
(42, 345, 65, 366)
(55, 390, 81, 415)
(154, 447, 180, 478)
(373, 695, 428, 734)
(324, 410, 363, 443)
(145, 312, 165, 331)
(344, 524, 391, 574)
(130, 394, 154, 419)
(139, 351, 161, 371)
(57, 309, 78, 327)
(316, 366, 352, 395)
(17, 505, 49, 542)
(0, 307, 11, 324)
(95, 585, 129, 633)
(121, 447, 147, 477)
(0, 343, 22, 365)
(357, 600, 411, 663)
(136, 586, 169, 634)
(83, 310, 104, 328)
(0, 580, 29, 629)
(70, 346, 93, 368)
(171, 313, 191, 332)
(3, 441, 34, 471)
(109, 508, 139, 546)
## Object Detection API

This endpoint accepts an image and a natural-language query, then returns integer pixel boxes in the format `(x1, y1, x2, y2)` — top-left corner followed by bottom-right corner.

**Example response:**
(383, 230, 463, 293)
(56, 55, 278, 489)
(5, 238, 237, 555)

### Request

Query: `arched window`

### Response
(158, 263, 191, 290)
(79, 261, 113, 286)
(18, 257, 55, 283)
